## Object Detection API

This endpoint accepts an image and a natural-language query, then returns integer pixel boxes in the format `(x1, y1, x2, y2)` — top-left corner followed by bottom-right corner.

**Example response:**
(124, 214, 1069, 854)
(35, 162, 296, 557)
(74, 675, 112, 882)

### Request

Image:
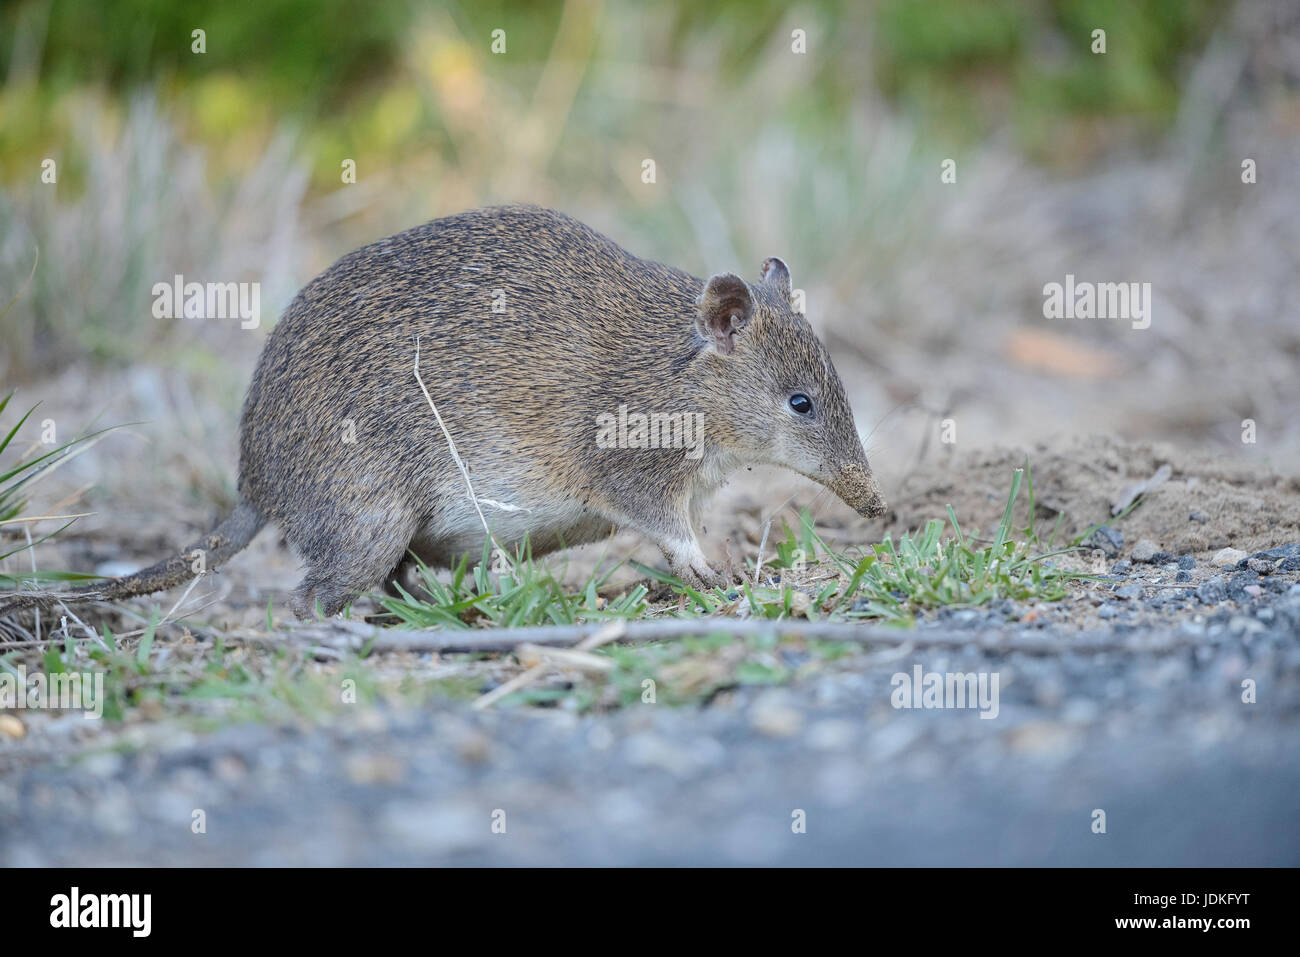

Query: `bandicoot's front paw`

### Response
(671, 557, 731, 590)
(660, 538, 735, 591)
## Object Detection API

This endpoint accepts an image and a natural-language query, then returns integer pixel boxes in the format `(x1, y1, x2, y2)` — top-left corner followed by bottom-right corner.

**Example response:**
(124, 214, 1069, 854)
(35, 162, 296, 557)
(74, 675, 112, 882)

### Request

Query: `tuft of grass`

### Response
(832, 466, 1087, 624)
(767, 507, 820, 570)
(376, 540, 651, 630)
(0, 391, 117, 588)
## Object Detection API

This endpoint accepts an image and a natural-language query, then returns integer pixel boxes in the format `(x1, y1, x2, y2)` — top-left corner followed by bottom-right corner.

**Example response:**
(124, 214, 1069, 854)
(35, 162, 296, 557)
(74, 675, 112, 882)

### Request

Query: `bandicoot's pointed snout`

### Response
(853, 488, 887, 519)
(829, 462, 887, 519)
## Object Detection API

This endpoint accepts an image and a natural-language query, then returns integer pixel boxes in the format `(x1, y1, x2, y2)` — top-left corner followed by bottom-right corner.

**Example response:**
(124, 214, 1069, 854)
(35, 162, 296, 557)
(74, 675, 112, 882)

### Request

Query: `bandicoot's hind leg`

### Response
(288, 518, 417, 620)
(381, 556, 416, 598)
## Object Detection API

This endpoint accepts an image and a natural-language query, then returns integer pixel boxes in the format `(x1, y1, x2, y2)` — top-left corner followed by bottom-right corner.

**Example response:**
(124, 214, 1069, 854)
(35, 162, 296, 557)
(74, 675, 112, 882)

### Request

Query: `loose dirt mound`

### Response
(865, 435, 1300, 556)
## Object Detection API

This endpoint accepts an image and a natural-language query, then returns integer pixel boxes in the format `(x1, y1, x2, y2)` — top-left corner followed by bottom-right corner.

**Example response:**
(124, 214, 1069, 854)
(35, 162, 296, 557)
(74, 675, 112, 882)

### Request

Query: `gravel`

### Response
(1197, 577, 1228, 604)
(2, 542, 1299, 866)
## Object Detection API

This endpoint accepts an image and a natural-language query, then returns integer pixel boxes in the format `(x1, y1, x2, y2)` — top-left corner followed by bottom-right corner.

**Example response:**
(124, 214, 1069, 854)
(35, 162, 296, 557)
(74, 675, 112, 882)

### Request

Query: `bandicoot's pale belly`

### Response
(411, 495, 616, 567)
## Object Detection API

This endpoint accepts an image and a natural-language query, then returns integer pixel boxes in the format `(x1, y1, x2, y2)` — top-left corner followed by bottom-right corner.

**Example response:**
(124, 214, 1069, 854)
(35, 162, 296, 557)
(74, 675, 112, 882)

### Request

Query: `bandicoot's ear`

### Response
(760, 256, 792, 301)
(696, 273, 754, 355)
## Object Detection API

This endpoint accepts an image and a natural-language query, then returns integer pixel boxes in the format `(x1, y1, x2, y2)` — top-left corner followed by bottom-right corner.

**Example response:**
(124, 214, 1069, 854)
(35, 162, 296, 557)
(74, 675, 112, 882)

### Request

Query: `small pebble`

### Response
(1131, 540, 1160, 563)
(1250, 543, 1300, 561)
(749, 693, 804, 739)
(1178, 555, 1195, 570)
(1114, 585, 1143, 600)
(95, 560, 143, 578)
(1196, 577, 1227, 604)
(806, 720, 856, 751)
(82, 753, 124, 777)
(1188, 509, 1208, 523)
(1226, 571, 1259, 602)
(1089, 526, 1123, 557)
(1211, 547, 1247, 568)
(1228, 615, 1265, 636)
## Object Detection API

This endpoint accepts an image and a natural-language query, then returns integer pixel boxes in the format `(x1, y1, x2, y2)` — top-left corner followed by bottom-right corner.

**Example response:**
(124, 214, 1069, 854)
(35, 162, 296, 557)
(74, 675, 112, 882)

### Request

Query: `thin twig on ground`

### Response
(233, 616, 1207, 658)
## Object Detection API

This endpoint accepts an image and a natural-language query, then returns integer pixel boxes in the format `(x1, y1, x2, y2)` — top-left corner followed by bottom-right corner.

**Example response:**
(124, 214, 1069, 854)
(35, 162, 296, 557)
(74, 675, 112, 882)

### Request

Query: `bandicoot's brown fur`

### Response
(1, 205, 885, 621)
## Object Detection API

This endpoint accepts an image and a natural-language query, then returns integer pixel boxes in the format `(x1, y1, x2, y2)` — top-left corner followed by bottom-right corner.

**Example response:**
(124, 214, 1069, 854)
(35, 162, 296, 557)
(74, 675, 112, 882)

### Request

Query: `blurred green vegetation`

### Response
(0, 0, 1229, 193)
(0, 0, 1234, 382)
(873, 0, 1226, 150)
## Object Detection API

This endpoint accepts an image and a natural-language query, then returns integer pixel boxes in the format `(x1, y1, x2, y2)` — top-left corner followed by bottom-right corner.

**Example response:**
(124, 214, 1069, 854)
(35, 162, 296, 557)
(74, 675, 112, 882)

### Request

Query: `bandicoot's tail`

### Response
(0, 500, 264, 619)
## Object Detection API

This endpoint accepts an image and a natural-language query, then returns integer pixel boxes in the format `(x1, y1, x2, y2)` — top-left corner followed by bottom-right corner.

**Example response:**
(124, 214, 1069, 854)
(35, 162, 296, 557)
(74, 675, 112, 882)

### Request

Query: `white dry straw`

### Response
(753, 518, 772, 589)
(412, 338, 516, 576)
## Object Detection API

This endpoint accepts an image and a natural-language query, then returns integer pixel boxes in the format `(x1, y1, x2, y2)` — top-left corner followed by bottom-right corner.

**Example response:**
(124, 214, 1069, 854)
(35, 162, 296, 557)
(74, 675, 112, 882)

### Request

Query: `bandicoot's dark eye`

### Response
(789, 393, 813, 415)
